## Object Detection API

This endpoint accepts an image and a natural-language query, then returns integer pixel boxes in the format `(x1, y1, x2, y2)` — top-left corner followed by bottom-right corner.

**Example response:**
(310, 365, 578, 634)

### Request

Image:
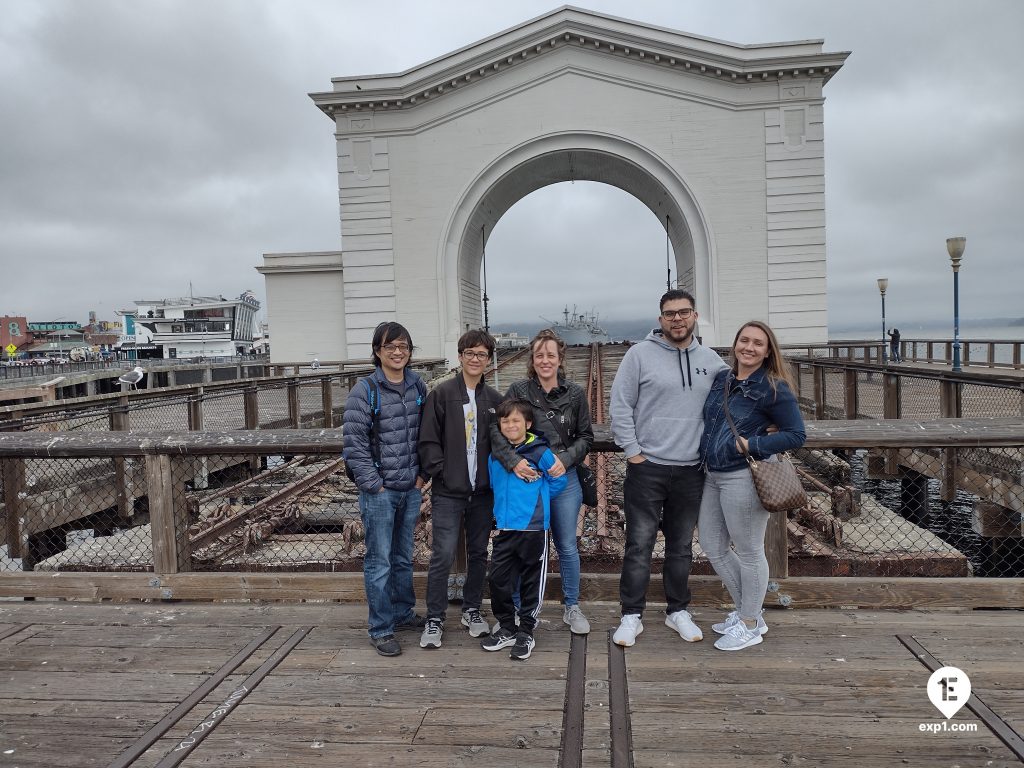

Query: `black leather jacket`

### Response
(489, 375, 594, 472)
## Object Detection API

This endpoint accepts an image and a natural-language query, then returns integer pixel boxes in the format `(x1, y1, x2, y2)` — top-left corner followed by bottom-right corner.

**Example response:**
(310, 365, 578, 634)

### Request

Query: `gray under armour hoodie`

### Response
(610, 329, 728, 465)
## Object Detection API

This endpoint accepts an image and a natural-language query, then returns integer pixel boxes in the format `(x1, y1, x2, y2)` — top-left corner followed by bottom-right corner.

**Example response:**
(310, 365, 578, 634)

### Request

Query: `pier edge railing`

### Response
(1, 420, 1022, 608)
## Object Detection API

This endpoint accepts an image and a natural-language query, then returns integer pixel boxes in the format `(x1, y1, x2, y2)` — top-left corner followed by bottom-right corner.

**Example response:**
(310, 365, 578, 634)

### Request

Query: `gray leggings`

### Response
(698, 468, 770, 620)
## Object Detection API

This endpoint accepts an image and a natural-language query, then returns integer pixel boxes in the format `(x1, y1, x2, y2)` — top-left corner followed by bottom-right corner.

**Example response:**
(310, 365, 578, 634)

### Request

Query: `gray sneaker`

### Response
(461, 608, 490, 637)
(563, 604, 591, 635)
(419, 617, 443, 649)
(712, 611, 768, 636)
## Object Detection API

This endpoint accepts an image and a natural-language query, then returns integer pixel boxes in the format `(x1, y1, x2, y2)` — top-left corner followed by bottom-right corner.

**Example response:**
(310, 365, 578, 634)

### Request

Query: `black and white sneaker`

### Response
(461, 608, 490, 637)
(509, 632, 535, 661)
(481, 627, 517, 652)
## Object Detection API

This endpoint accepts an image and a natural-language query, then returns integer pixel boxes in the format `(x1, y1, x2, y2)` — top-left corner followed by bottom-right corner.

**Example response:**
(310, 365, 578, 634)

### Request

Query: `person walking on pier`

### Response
(609, 289, 728, 647)
(488, 328, 595, 635)
(418, 330, 503, 649)
(888, 328, 902, 362)
(343, 322, 429, 657)
(698, 320, 806, 651)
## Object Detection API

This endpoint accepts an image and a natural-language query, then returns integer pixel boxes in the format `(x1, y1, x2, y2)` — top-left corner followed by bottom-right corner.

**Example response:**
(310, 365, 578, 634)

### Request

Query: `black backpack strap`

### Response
(364, 377, 382, 469)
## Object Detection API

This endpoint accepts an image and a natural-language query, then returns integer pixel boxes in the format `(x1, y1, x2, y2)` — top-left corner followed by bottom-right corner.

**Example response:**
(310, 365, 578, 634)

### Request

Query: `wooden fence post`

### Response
(145, 454, 191, 573)
(844, 369, 859, 419)
(109, 396, 132, 522)
(321, 377, 334, 428)
(2, 458, 25, 559)
(813, 366, 825, 419)
(287, 379, 301, 429)
(188, 387, 209, 490)
(939, 379, 960, 502)
(765, 511, 788, 578)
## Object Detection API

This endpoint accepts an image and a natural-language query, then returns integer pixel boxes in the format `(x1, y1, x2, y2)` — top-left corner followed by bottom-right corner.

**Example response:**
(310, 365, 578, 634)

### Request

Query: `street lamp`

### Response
(877, 278, 889, 364)
(947, 236, 966, 373)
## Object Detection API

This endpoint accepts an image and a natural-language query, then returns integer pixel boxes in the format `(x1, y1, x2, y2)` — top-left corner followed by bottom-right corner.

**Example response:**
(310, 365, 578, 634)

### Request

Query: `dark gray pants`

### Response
(425, 492, 493, 619)
(619, 461, 704, 617)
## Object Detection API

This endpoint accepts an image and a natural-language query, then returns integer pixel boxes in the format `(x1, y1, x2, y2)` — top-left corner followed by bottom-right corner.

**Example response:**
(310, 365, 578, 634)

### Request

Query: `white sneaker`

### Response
(665, 610, 703, 642)
(613, 614, 643, 647)
(714, 621, 763, 651)
(563, 604, 591, 635)
(712, 611, 768, 636)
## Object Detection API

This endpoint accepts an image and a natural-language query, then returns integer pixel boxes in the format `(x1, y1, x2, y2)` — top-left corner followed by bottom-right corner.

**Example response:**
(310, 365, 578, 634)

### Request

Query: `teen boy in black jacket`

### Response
(418, 330, 503, 649)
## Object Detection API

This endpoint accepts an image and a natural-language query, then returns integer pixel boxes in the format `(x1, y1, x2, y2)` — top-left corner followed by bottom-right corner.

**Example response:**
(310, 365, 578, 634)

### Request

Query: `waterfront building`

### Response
(118, 292, 261, 360)
(261, 8, 847, 363)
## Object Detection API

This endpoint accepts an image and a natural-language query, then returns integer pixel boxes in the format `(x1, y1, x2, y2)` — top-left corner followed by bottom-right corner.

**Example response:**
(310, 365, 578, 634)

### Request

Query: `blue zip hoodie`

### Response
(488, 431, 568, 531)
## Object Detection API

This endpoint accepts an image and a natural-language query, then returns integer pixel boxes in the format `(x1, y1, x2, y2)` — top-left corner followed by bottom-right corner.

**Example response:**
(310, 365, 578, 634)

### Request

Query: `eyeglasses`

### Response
(461, 350, 490, 361)
(381, 343, 410, 354)
(661, 308, 694, 320)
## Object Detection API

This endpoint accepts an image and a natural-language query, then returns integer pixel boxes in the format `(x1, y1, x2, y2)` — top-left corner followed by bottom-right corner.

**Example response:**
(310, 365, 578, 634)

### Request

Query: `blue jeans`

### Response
(359, 487, 422, 639)
(619, 461, 704, 616)
(698, 468, 770, 620)
(551, 468, 583, 606)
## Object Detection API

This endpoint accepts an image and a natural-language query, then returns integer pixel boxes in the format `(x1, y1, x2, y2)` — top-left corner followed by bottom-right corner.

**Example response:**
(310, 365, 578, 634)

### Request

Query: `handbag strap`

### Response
(720, 377, 756, 468)
(530, 379, 574, 447)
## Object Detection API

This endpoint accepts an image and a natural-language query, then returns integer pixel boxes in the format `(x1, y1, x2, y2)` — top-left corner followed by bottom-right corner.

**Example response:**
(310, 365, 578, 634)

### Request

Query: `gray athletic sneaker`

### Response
(419, 617, 443, 649)
(563, 604, 591, 634)
(461, 608, 490, 637)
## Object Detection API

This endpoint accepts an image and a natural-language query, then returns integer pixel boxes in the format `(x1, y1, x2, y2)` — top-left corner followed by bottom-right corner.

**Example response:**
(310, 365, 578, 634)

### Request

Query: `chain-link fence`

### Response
(4, 439, 1022, 580)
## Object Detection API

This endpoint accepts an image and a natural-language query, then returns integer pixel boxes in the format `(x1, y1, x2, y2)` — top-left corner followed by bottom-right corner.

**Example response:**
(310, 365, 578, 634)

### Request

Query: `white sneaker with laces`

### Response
(612, 614, 643, 647)
(712, 611, 768, 636)
(563, 604, 591, 635)
(714, 620, 763, 651)
(665, 610, 703, 642)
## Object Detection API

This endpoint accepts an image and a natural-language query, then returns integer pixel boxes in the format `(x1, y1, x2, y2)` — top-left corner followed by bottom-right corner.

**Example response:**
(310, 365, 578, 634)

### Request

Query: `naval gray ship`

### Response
(545, 306, 611, 346)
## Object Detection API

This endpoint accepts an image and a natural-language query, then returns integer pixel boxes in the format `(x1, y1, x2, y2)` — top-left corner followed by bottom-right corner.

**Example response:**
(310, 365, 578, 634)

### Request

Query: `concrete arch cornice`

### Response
(438, 130, 720, 357)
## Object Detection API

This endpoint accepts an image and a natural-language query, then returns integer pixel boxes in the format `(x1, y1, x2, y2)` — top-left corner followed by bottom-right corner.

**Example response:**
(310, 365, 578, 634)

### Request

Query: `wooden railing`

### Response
(779, 339, 1024, 370)
(2, 420, 1022, 604)
(787, 358, 1024, 421)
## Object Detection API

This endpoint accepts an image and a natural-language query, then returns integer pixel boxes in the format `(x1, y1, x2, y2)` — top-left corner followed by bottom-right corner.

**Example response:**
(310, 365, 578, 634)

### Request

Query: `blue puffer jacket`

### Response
(343, 367, 427, 493)
(488, 432, 568, 531)
(700, 367, 806, 472)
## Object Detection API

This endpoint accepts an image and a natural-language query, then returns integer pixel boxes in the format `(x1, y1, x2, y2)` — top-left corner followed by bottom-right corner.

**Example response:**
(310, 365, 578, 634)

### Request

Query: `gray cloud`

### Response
(2, 0, 1021, 333)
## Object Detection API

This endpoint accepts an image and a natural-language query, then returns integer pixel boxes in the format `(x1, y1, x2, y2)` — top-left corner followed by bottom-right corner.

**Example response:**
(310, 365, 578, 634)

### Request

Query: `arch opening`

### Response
(441, 134, 717, 361)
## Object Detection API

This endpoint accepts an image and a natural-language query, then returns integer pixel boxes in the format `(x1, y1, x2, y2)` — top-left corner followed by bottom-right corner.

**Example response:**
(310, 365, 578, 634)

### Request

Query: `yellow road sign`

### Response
(5, 344, 17, 354)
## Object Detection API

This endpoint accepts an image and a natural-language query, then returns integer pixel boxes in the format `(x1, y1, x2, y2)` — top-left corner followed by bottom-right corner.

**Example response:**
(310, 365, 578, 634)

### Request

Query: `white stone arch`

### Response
(439, 131, 718, 361)
(283, 7, 850, 364)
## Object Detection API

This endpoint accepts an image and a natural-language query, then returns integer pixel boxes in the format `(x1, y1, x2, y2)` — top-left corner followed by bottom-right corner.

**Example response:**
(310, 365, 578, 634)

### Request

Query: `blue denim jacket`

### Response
(700, 367, 806, 472)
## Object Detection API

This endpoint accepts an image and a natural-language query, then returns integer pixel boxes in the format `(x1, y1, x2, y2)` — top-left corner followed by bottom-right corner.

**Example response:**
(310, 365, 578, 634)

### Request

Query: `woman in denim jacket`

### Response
(698, 320, 806, 651)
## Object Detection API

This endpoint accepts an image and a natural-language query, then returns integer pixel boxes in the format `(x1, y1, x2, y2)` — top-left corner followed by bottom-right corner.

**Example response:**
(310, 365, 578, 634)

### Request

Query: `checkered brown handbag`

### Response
(722, 388, 808, 513)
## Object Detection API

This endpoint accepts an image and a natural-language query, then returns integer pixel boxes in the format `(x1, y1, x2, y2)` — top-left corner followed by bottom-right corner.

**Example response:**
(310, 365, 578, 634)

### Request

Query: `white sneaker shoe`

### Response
(612, 614, 643, 647)
(665, 610, 703, 642)
(714, 620, 763, 651)
(712, 611, 768, 636)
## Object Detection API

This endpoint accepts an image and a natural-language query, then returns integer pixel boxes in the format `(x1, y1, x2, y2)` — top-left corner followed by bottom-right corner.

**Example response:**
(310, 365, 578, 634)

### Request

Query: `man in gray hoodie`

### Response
(609, 289, 728, 647)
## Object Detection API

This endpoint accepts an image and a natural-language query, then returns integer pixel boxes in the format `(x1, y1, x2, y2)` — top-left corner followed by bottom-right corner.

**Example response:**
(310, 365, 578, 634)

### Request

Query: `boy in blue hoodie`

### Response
(482, 399, 567, 660)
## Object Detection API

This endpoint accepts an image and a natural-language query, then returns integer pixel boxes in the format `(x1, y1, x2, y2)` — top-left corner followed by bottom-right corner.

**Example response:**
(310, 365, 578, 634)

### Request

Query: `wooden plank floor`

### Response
(1, 601, 1021, 767)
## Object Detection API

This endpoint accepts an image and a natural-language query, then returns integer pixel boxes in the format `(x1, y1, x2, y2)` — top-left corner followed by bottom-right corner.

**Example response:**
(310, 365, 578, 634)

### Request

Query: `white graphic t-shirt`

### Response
(464, 387, 478, 490)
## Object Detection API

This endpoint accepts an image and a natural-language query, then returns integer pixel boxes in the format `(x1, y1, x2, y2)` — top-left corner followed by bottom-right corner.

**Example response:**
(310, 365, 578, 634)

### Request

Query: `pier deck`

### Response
(1, 600, 1021, 767)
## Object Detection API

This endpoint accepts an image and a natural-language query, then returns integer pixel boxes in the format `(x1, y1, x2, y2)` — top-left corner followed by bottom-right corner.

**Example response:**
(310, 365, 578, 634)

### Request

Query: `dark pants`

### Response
(425, 492, 493, 619)
(619, 461, 705, 617)
(489, 529, 548, 635)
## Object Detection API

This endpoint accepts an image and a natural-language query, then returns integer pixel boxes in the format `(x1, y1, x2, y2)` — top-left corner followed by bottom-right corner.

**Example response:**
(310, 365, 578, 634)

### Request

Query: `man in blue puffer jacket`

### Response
(482, 399, 567, 661)
(343, 322, 428, 657)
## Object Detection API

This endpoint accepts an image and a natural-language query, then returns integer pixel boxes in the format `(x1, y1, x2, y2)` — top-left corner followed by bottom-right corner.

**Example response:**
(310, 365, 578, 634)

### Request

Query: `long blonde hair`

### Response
(526, 328, 566, 380)
(730, 321, 795, 393)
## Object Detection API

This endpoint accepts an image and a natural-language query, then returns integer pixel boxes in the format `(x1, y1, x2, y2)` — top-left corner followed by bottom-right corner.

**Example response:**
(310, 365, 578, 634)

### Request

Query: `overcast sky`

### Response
(2, 1, 1022, 334)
